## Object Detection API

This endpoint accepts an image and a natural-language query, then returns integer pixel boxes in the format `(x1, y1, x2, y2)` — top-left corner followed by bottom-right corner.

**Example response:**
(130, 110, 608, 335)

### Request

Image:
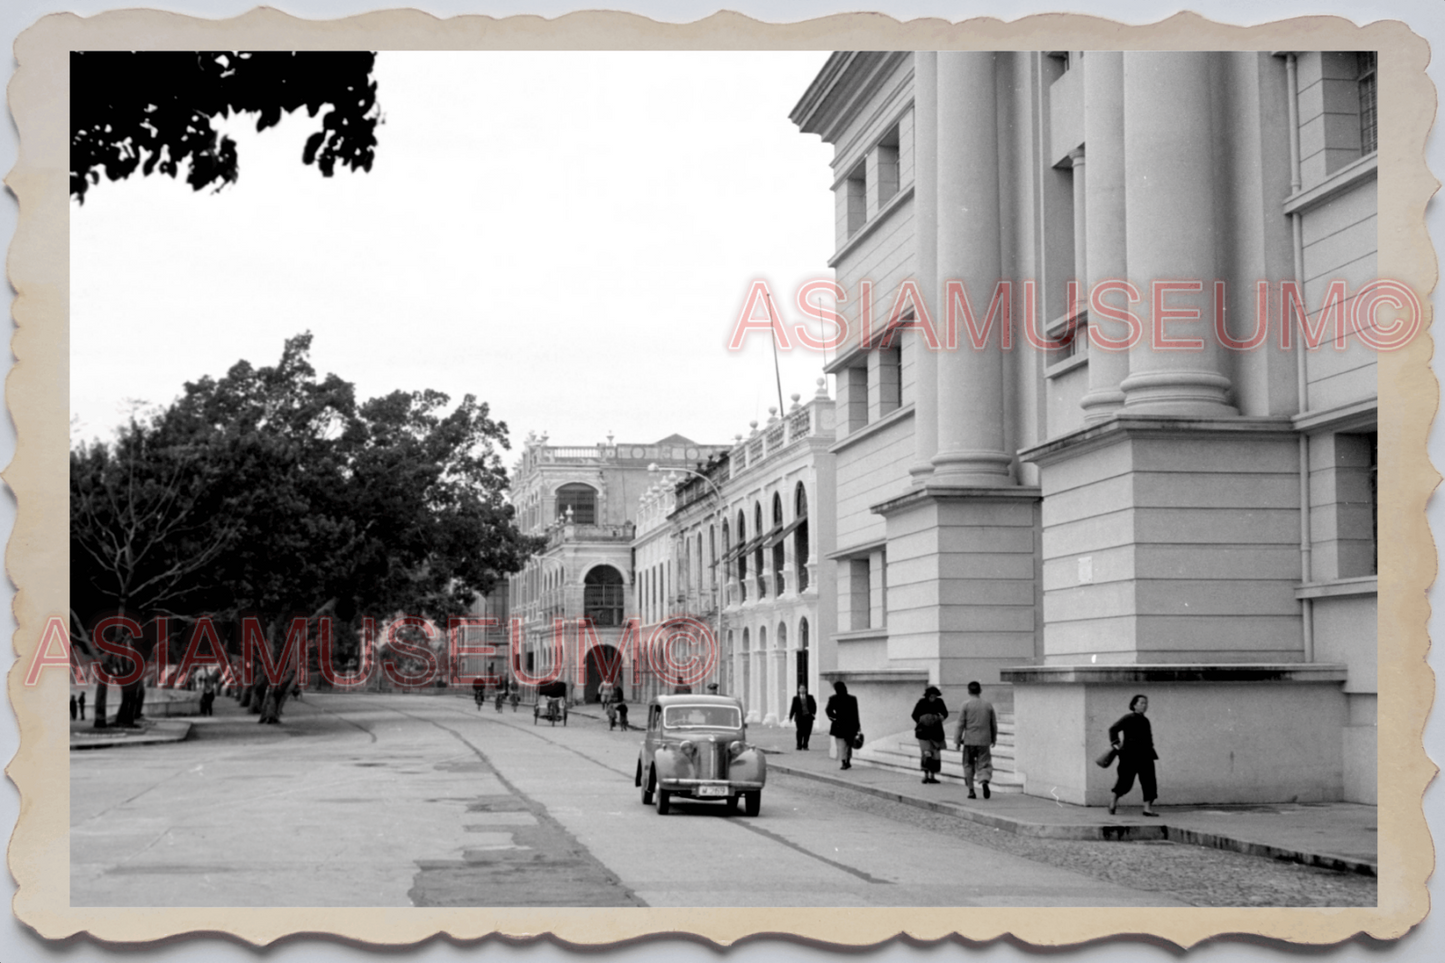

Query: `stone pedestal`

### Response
(1020, 416, 1303, 663)
(1003, 664, 1348, 804)
(872, 485, 1042, 702)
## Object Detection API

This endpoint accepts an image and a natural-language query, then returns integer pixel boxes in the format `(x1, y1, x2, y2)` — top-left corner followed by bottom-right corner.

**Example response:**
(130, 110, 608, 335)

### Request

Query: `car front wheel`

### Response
(743, 790, 761, 817)
(655, 787, 671, 815)
(641, 768, 655, 806)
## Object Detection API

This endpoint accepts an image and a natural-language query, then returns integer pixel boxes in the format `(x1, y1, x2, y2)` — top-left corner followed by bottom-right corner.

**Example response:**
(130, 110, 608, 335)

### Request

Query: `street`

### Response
(70, 693, 1371, 908)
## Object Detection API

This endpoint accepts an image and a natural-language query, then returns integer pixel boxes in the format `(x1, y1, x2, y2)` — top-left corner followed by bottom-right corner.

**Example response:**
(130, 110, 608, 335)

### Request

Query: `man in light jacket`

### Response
(955, 681, 998, 799)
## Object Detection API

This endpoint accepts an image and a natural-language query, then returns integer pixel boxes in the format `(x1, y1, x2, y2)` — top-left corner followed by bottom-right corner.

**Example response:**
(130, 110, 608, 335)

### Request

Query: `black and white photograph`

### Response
(3, 1, 1442, 959)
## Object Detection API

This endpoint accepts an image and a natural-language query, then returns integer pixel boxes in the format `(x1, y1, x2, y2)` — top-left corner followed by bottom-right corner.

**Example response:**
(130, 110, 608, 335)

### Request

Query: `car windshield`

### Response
(662, 705, 741, 729)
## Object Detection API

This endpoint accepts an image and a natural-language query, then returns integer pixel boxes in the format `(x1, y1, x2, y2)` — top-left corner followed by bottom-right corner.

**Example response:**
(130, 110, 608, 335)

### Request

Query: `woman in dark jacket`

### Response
(825, 680, 861, 770)
(1107, 694, 1159, 816)
(911, 686, 949, 784)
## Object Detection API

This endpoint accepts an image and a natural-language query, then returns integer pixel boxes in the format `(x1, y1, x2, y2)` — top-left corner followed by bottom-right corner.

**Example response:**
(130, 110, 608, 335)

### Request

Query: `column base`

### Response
(929, 448, 1013, 485)
(1120, 370, 1238, 416)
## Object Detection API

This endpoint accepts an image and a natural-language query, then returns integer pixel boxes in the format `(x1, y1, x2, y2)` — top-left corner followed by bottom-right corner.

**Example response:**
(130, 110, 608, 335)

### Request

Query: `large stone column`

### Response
(1118, 52, 1236, 415)
(931, 52, 1012, 484)
(1080, 52, 1129, 422)
(909, 51, 939, 483)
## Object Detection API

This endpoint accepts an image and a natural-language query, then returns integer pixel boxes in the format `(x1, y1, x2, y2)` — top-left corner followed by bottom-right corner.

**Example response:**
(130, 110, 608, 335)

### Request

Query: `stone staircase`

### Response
(852, 711, 1024, 793)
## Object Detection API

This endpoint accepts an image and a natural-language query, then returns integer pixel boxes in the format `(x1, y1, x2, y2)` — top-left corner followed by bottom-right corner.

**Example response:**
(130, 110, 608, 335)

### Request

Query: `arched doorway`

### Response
(583, 644, 620, 703)
(583, 565, 625, 627)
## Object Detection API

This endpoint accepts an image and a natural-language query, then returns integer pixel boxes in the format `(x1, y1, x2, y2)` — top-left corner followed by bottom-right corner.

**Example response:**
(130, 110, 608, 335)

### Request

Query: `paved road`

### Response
(68, 692, 1273, 908)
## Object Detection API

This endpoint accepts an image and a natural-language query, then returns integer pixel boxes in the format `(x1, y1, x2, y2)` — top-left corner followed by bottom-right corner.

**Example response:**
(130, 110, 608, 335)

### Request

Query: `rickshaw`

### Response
(533, 680, 568, 726)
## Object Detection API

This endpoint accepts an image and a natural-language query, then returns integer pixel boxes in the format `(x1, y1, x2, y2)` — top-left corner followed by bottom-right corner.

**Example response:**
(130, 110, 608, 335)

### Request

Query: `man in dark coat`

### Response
(788, 684, 817, 750)
(825, 680, 860, 770)
(1107, 694, 1159, 816)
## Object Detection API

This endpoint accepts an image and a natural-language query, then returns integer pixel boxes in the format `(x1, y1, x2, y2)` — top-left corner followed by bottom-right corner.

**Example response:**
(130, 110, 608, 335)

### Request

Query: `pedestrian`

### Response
(472, 676, 486, 710)
(70, 694, 77, 721)
(1107, 694, 1160, 817)
(77, 690, 86, 720)
(200, 676, 216, 717)
(825, 680, 860, 770)
(911, 685, 949, 784)
(955, 681, 997, 799)
(706, 683, 719, 694)
(614, 693, 630, 731)
(788, 684, 817, 750)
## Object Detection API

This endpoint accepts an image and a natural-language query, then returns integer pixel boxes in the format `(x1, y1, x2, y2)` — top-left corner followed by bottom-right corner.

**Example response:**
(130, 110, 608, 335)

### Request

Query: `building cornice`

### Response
(790, 51, 911, 144)
(872, 482, 1042, 518)
(1001, 663, 1349, 685)
(1019, 414, 1298, 468)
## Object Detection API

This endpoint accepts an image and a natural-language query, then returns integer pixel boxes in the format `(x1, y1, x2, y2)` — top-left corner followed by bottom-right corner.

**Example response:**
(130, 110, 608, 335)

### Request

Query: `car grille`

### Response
(697, 740, 728, 780)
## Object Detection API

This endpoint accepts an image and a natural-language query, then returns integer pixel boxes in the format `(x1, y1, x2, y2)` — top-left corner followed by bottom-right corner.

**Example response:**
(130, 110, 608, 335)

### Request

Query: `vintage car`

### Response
(634, 694, 766, 816)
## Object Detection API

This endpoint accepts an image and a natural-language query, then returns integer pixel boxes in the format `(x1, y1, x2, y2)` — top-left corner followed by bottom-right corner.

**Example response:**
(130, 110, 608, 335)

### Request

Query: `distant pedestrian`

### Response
(1108, 694, 1159, 817)
(955, 681, 997, 799)
(788, 685, 817, 750)
(614, 693, 630, 731)
(70, 694, 77, 721)
(77, 690, 86, 720)
(825, 680, 860, 770)
(706, 683, 719, 694)
(472, 677, 486, 709)
(911, 686, 949, 784)
(200, 677, 216, 716)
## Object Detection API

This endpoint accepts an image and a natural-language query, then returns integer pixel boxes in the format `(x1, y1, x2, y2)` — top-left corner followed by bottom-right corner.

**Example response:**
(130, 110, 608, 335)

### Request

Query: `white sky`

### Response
(70, 50, 838, 453)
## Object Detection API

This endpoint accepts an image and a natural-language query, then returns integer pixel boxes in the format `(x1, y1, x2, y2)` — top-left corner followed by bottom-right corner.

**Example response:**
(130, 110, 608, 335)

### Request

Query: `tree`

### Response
(71, 334, 541, 724)
(71, 51, 379, 203)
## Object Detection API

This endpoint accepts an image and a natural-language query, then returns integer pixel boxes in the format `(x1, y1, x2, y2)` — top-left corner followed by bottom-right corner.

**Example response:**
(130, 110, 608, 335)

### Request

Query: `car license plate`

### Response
(698, 785, 727, 797)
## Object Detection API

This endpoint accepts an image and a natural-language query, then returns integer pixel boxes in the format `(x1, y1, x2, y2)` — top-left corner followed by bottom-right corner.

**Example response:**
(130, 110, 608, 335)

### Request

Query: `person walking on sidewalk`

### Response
(826, 680, 860, 770)
(956, 681, 998, 799)
(1107, 694, 1160, 817)
(77, 690, 86, 720)
(911, 686, 949, 784)
(789, 685, 817, 750)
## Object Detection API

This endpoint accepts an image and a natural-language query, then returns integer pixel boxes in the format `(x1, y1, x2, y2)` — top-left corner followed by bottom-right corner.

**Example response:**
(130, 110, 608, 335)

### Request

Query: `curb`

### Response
(70, 720, 193, 750)
(767, 760, 1376, 876)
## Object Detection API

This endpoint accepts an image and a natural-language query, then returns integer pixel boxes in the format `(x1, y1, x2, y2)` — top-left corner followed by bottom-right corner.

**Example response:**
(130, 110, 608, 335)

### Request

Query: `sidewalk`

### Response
(571, 703, 1376, 877)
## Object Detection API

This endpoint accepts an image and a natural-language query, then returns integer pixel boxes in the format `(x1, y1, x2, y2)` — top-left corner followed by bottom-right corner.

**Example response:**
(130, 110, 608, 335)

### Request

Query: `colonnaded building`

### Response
(505, 409, 834, 722)
(790, 50, 1380, 805)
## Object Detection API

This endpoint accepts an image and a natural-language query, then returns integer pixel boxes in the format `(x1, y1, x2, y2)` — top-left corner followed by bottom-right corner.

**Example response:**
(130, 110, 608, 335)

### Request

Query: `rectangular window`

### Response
(846, 365, 869, 432)
(845, 162, 867, 235)
(849, 558, 871, 630)
(1358, 52, 1378, 156)
(874, 124, 900, 208)
(876, 344, 902, 416)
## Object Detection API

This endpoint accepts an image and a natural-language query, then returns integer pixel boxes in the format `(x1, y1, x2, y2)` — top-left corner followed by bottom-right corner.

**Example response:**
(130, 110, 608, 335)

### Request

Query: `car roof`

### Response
(650, 694, 742, 708)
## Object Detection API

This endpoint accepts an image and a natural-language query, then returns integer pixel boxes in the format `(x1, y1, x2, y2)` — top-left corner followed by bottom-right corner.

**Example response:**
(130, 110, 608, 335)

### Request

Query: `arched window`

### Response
(753, 503, 766, 598)
(736, 510, 748, 600)
(721, 521, 730, 583)
(583, 565, 625, 627)
(799, 617, 809, 649)
(777, 622, 787, 651)
(794, 482, 811, 593)
(771, 493, 786, 595)
(555, 483, 598, 525)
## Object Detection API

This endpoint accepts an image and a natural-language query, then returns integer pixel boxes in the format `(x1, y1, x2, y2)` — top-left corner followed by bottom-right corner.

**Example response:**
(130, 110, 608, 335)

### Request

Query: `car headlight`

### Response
(728, 740, 745, 759)
(679, 740, 698, 759)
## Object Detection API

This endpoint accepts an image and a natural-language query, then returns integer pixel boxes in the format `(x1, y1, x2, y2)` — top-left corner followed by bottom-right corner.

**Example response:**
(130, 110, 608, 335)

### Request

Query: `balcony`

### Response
(545, 520, 636, 550)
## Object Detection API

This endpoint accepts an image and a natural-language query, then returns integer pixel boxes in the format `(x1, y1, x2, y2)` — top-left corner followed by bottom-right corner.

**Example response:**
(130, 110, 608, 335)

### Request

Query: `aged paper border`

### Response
(5, 6, 1436, 950)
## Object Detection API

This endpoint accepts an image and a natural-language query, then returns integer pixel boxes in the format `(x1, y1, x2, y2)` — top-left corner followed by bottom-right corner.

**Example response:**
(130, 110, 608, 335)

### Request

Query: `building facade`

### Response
(655, 385, 838, 725)
(508, 433, 728, 703)
(792, 51, 1379, 804)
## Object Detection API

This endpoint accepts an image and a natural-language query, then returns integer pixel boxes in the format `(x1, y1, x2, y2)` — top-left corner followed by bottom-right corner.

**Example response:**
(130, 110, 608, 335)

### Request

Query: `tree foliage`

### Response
(71, 51, 379, 203)
(71, 335, 540, 715)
